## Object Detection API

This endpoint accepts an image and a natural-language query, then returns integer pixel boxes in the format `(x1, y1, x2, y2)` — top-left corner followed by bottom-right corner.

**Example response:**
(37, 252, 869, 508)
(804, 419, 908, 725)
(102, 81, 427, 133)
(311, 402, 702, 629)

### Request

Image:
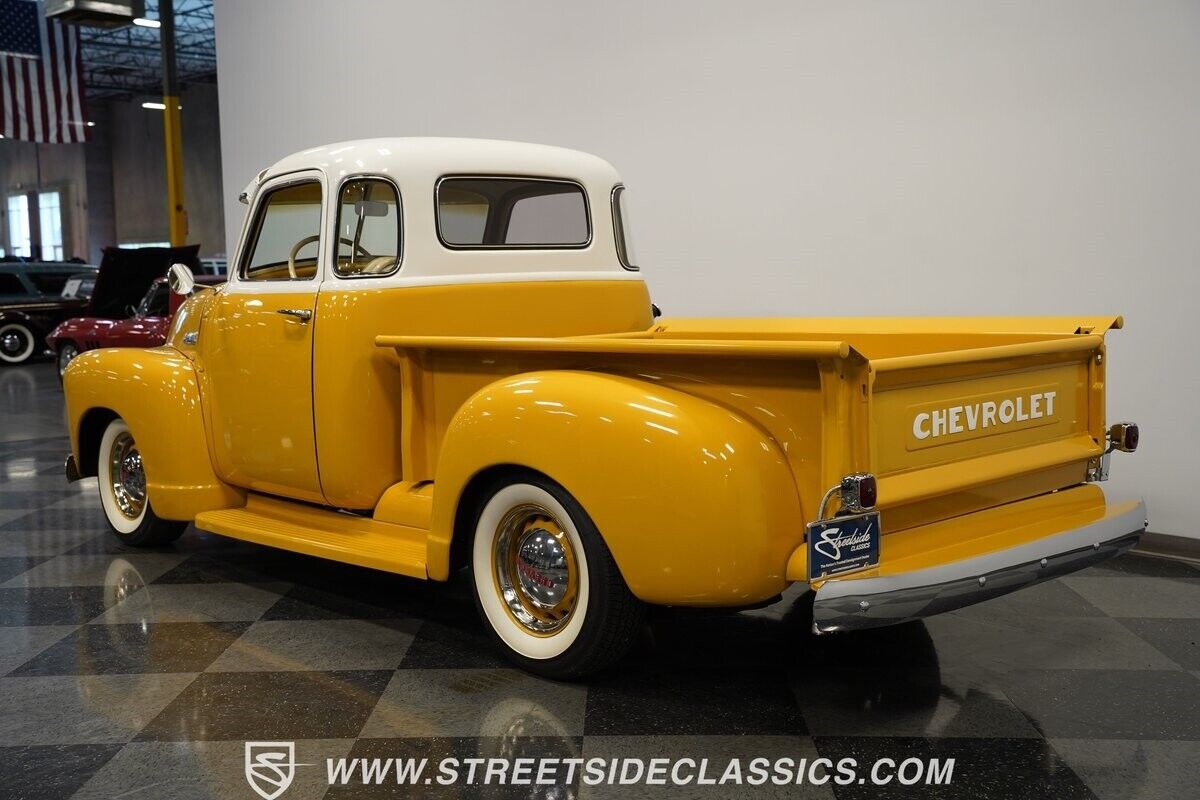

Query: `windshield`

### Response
(136, 283, 170, 317)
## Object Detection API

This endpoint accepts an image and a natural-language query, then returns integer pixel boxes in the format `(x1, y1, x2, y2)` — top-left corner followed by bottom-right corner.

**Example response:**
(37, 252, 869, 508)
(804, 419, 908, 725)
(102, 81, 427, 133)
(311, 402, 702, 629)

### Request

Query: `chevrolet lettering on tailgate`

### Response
(913, 389, 1058, 442)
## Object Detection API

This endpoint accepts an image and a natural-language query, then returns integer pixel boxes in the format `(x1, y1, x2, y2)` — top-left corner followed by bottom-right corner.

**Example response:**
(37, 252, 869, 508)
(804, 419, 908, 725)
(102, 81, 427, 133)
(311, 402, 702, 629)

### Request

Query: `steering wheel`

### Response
(287, 235, 372, 279)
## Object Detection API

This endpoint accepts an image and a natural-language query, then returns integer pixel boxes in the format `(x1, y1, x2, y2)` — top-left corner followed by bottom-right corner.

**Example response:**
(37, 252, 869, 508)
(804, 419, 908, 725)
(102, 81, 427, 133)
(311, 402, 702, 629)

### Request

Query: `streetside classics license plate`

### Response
(807, 511, 881, 580)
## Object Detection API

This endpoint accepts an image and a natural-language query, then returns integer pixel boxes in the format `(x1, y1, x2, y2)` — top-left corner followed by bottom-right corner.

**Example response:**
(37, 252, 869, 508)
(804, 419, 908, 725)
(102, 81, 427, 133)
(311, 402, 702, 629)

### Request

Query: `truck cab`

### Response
(62, 138, 1145, 678)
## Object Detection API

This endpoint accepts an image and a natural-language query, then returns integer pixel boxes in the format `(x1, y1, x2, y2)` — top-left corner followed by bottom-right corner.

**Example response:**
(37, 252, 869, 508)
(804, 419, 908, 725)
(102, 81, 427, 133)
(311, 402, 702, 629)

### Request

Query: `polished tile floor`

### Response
(1, 361, 1199, 799)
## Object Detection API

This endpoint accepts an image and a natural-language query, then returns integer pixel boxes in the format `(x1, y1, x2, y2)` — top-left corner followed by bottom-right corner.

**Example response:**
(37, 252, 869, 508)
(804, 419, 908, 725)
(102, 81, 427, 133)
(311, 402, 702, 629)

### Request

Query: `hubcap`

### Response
(493, 504, 579, 635)
(108, 432, 146, 521)
(1, 331, 24, 356)
(58, 346, 77, 376)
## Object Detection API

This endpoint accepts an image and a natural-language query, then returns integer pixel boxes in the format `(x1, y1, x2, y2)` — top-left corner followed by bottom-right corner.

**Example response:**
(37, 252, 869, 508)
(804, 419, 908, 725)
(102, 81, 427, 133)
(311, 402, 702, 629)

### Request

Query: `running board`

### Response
(195, 494, 428, 578)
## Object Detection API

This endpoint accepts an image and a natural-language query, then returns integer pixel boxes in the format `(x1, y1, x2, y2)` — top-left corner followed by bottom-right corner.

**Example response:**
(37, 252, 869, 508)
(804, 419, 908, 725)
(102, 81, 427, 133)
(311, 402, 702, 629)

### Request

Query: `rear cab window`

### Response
(611, 185, 638, 270)
(436, 177, 590, 248)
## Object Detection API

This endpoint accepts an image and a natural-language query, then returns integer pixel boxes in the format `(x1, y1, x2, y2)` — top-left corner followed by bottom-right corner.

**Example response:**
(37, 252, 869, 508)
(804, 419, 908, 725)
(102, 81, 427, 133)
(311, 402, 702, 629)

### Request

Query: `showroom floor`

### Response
(0, 362, 1198, 799)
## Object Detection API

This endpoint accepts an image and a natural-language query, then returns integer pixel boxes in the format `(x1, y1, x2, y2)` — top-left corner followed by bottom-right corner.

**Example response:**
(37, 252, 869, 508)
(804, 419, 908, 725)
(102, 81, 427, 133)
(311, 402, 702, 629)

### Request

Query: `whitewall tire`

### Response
(96, 418, 186, 546)
(0, 322, 36, 365)
(469, 472, 644, 679)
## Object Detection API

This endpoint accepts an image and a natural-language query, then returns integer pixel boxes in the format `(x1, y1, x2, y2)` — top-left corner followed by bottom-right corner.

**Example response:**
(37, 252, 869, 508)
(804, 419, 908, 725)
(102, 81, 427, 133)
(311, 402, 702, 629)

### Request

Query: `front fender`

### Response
(64, 346, 244, 520)
(46, 318, 94, 346)
(431, 371, 804, 606)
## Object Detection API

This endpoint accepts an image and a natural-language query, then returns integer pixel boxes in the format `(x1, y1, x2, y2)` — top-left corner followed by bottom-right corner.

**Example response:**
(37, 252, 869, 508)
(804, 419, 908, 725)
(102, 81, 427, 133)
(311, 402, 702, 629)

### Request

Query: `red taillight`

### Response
(1110, 422, 1139, 453)
(858, 475, 878, 509)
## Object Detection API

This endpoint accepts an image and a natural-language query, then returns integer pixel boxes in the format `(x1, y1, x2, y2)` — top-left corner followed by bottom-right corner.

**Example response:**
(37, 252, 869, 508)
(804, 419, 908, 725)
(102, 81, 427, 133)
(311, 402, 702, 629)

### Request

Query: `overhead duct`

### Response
(45, 0, 145, 28)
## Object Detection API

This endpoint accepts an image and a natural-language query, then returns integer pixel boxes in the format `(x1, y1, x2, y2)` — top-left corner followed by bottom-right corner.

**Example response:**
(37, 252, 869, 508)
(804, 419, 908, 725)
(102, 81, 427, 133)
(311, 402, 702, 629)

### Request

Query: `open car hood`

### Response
(87, 245, 202, 319)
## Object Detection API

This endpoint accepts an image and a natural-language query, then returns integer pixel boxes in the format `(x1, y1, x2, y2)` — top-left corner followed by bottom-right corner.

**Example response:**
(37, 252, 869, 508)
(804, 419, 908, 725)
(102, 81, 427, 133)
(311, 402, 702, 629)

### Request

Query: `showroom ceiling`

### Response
(79, 0, 215, 100)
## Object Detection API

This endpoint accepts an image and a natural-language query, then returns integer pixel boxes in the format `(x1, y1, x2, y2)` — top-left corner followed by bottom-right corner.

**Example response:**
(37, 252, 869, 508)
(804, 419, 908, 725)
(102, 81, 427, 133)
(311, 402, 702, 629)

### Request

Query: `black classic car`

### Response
(0, 261, 99, 365)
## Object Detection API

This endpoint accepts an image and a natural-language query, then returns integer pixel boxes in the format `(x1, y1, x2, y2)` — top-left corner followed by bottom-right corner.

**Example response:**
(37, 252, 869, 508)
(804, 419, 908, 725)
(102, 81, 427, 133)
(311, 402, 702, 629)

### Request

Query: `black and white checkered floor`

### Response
(1, 362, 1198, 799)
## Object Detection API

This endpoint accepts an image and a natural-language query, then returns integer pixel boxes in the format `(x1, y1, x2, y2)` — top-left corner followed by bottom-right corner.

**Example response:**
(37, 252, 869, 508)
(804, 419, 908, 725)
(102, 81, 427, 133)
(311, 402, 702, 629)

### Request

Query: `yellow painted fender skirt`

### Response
(430, 370, 804, 606)
(63, 346, 244, 520)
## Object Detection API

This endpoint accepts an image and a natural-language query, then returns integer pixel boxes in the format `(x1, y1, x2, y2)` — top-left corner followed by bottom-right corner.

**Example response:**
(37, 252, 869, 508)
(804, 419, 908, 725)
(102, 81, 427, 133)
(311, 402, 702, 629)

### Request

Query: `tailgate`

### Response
(869, 334, 1108, 531)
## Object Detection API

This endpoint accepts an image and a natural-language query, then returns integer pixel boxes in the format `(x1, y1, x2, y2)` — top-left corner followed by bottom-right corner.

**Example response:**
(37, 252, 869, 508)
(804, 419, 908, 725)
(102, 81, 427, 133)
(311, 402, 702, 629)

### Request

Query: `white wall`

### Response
(214, 0, 1199, 536)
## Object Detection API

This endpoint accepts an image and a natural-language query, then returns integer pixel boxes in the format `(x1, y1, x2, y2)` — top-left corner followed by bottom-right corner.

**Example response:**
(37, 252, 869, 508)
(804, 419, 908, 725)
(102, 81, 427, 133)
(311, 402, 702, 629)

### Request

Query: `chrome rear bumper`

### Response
(812, 497, 1147, 633)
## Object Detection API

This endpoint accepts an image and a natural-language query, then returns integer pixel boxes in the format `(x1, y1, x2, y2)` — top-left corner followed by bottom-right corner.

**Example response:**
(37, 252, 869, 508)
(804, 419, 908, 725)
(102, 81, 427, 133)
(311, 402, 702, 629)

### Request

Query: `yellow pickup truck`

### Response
(62, 138, 1145, 677)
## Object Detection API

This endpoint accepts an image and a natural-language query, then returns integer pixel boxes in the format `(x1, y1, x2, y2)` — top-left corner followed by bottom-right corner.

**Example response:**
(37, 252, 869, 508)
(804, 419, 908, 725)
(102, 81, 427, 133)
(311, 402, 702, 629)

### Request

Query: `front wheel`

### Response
(57, 342, 79, 379)
(0, 322, 37, 365)
(97, 418, 186, 546)
(470, 472, 645, 679)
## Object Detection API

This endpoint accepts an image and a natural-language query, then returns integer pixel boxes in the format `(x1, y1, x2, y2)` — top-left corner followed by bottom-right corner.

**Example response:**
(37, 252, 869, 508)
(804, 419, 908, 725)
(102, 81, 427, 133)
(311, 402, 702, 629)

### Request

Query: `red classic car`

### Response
(46, 274, 224, 377)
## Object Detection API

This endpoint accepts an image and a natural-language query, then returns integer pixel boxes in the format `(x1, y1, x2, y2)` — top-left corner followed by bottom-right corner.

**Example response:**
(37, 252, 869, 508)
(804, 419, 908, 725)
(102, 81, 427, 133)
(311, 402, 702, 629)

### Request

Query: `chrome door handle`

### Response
(277, 308, 312, 323)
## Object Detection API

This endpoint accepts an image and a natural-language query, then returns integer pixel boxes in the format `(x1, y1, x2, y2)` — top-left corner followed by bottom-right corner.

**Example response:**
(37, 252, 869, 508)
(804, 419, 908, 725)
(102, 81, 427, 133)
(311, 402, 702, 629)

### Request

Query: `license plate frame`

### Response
(807, 511, 881, 581)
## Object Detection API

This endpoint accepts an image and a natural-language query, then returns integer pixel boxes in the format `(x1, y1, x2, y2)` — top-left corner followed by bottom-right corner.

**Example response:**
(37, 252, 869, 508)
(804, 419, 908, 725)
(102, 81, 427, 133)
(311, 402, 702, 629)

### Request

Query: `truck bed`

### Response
(376, 315, 1119, 538)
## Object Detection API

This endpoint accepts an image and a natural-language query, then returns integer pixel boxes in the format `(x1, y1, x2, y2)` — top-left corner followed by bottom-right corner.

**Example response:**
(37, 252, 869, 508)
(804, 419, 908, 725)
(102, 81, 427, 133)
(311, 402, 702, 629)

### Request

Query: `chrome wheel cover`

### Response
(58, 344, 78, 376)
(493, 503, 579, 635)
(107, 431, 146, 521)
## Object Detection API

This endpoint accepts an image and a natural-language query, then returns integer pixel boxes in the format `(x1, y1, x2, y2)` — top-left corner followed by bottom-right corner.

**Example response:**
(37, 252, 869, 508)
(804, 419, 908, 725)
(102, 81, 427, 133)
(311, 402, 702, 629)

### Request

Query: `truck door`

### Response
(198, 172, 325, 504)
(312, 176, 405, 509)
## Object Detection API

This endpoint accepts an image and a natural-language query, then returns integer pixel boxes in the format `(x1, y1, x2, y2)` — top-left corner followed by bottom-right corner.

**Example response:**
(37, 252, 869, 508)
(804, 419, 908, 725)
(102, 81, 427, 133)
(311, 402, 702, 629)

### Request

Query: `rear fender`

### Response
(431, 370, 804, 606)
(64, 346, 244, 520)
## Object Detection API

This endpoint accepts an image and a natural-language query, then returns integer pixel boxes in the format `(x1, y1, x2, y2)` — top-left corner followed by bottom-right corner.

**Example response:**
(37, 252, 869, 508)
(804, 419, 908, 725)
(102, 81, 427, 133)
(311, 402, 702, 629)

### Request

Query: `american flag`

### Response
(0, 0, 90, 143)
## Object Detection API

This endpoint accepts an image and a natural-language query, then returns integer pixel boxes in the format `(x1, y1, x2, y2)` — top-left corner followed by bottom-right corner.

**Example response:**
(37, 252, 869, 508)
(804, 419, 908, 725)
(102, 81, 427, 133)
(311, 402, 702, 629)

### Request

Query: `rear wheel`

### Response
(470, 472, 645, 679)
(0, 322, 36, 365)
(57, 342, 79, 379)
(97, 418, 186, 546)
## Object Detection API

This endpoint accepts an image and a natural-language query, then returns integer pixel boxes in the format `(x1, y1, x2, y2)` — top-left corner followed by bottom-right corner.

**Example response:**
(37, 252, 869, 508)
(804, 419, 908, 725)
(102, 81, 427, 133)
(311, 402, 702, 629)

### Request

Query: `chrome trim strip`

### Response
(813, 497, 1147, 633)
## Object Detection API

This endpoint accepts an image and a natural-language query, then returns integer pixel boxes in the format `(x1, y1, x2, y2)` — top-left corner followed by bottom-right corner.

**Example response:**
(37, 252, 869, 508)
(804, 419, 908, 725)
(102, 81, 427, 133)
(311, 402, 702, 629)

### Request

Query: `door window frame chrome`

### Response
(329, 173, 405, 280)
(236, 173, 326, 283)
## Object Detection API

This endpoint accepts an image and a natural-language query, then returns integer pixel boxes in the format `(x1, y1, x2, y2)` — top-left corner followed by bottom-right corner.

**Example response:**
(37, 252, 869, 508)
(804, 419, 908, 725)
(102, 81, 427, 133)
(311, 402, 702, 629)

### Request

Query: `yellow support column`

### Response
(163, 94, 187, 246)
(159, 0, 187, 246)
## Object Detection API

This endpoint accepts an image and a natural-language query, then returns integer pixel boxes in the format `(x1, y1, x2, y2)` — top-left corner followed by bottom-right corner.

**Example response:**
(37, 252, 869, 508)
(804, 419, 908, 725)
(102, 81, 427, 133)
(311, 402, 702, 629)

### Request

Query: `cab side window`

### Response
(242, 181, 323, 281)
(26, 271, 73, 295)
(334, 179, 401, 277)
(436, 177, 590, 248)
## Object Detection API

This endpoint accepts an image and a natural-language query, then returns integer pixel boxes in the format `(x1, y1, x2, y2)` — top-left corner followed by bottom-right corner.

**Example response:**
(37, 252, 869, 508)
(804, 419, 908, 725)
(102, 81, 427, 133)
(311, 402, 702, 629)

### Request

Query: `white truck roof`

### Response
(262, 137, 622, 187)
(239, 137, 635, 283)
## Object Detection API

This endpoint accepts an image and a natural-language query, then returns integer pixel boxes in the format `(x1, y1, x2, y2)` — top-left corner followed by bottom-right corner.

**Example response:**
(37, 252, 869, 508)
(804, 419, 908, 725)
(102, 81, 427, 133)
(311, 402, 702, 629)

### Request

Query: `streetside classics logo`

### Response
(245, 742, 308, 800)
(813, 524, 874, 562)
(912, 390, 1057, 442)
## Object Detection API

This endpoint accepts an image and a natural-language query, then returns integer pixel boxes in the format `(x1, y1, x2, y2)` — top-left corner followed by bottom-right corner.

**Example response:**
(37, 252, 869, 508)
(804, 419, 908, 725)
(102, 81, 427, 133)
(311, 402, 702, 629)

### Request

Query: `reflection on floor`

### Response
(1, 361, 1198, 799)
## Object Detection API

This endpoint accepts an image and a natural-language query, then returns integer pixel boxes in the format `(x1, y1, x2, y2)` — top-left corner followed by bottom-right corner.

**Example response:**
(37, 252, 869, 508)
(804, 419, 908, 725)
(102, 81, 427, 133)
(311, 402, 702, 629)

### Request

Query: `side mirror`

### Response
(167, 263, 195, 296)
